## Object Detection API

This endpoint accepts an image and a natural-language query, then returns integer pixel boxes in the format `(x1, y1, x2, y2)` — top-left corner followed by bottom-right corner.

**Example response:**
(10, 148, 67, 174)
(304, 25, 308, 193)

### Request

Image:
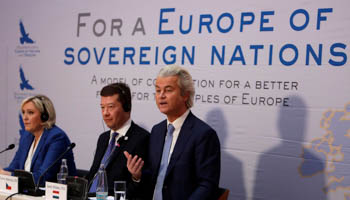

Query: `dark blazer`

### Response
(142, 111, 221, 200)
(4, 125, 76, 186)
(86, 121, 149, 197)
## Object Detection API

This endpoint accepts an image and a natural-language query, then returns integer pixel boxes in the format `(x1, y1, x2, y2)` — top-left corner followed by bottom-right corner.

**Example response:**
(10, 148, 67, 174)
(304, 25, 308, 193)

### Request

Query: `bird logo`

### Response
(19, 20, 35, 44)
(19, 66, 34, 90)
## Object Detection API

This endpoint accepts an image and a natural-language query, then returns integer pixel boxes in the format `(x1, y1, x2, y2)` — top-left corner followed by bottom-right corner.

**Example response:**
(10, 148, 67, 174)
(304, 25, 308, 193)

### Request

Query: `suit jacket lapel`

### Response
(31, 130, 48, 170)
(100, 131, 110, 158)
(107, 122, 134, 167)
(165, 112, 195, 177)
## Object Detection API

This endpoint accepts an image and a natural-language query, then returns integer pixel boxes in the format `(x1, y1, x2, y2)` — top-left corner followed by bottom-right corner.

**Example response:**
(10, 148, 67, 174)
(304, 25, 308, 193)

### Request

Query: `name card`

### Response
(45, 182, 67, 200)
(0, 174, 18, 194)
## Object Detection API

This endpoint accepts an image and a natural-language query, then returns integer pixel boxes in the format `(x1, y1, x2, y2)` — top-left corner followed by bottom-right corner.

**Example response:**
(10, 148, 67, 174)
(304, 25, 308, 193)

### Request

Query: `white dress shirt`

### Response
(24, 134, 42, 172)
(108, 118, 132, 145)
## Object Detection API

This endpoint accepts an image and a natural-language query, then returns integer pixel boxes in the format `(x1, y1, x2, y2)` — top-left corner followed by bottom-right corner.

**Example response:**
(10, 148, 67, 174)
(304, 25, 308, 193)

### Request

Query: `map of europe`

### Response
(300, 103, 350, 199)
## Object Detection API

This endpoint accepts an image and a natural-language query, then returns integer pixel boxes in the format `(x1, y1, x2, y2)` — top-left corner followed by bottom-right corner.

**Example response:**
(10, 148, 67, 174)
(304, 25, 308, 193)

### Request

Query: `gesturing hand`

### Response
(124, 151, 144, 181)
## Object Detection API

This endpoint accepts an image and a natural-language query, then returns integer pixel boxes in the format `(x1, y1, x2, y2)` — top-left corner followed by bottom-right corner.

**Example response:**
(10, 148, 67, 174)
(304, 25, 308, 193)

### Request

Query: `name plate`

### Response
(45, 182, 67, 200)
(0, 174, 18, 194)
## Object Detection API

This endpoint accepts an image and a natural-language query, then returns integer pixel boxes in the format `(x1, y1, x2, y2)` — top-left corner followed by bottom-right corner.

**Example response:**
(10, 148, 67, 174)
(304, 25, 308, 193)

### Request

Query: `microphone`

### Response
(0, 144, 16, 154)
(35, 143, 76, 192)
(116, 136, 127, 147)
(88, 136, 127, 194)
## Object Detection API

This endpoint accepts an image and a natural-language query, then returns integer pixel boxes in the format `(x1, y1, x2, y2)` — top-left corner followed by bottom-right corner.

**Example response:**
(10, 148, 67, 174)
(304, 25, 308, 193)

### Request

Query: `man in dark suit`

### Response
(125, 65, 221, 200)
(86, 83, 149, 198)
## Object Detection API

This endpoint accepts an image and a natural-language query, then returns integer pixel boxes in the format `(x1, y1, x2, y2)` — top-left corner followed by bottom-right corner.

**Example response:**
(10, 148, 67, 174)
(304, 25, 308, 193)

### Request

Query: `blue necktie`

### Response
(89, 131, 118, 192)
(101, 131, 118, 166)
(154, 124, 175, 200)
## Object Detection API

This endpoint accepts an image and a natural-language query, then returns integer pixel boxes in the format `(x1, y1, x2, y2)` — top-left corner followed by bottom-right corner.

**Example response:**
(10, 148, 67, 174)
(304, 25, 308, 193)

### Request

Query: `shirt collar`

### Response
(110, 118, 132, 137)
(167, 109, 190, 131)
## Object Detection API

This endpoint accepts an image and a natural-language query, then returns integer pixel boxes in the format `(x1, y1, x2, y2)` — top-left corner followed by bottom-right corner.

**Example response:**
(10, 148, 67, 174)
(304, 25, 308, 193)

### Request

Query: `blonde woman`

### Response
(0, 95, 76, 186)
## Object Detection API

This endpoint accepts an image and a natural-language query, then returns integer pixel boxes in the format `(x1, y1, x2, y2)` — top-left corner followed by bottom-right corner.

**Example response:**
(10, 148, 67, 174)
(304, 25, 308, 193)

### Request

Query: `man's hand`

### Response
(0, 168, 11, 176)
(124, 151, 144, 181)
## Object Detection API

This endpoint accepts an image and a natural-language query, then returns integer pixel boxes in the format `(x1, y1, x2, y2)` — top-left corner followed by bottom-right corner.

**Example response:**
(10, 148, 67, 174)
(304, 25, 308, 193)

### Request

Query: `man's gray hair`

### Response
(158, 65, 195, 108)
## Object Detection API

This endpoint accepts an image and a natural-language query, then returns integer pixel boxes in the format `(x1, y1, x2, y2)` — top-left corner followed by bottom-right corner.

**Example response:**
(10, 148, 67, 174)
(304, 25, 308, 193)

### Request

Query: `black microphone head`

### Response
(70, 143, 76, 149)
(117, 136, 124, 144)
(8, 144, 15, 150)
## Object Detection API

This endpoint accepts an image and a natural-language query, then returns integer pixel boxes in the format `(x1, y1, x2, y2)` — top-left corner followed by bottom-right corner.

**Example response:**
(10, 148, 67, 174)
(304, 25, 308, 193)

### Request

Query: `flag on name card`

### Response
(53, 190, 59, 199)
(6, 183, 12, 190)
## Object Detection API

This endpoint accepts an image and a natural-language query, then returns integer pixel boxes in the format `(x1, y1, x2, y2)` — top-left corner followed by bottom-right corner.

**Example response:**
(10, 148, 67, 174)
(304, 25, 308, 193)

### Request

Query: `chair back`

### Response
(217, 187, 230, 200)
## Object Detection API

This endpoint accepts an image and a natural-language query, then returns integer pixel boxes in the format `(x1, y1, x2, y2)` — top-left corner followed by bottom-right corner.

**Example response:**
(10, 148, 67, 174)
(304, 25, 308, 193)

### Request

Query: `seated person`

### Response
(0, 95, 76, 186)
(86, 83, 149, 198)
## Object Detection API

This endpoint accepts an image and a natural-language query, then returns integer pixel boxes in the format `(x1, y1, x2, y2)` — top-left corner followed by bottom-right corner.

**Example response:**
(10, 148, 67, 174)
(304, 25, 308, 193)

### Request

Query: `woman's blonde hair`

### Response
(21, 95, 56, 129)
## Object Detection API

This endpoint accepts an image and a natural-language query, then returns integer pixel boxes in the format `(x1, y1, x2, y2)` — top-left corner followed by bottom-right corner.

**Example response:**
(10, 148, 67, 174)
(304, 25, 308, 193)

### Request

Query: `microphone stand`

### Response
(87, 137, 123, 196)
(34, 143, 76, 194)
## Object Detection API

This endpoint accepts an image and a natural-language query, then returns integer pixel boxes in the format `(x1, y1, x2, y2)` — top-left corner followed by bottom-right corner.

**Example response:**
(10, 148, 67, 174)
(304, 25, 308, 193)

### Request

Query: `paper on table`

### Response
(88, 196, 114, 200)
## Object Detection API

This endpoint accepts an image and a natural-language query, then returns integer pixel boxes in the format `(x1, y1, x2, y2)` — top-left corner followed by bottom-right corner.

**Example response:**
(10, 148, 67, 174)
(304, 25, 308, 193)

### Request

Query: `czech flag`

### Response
(6, 183, 11, 190)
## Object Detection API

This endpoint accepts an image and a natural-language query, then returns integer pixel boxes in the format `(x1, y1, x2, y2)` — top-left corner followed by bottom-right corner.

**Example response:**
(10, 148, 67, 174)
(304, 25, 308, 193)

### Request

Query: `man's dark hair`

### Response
(100, 82, 131, 112)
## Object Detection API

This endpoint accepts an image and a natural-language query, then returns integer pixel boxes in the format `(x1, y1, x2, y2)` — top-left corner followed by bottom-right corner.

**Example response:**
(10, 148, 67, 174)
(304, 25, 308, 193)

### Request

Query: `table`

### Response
(1, 192, 116, 200)
(0, 192, 44, 200)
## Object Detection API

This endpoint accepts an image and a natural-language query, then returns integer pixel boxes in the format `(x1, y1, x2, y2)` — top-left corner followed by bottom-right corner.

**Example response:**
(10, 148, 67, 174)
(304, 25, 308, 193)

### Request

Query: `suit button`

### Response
(163, 186, 168, 190)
